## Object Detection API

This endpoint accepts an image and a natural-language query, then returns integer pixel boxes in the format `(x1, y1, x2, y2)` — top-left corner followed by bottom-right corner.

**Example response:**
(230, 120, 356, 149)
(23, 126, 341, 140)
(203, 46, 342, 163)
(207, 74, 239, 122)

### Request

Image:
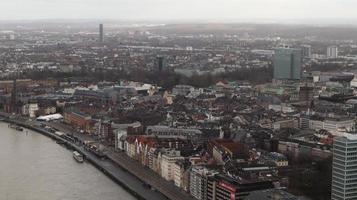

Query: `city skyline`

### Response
(2, 0, 357, 24)
(1, 1, 357, 200)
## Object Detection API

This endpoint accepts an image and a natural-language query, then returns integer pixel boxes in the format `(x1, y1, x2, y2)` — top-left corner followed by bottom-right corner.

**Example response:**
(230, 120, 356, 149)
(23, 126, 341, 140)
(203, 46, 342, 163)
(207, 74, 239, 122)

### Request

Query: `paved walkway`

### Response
(47, 121, 194, 200)
(107, 152, 194, 200)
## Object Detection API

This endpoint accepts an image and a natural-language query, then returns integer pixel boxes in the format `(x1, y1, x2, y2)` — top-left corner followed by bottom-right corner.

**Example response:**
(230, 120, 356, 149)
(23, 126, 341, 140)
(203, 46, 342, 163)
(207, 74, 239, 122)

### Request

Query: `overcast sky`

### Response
(2, 0, 357, 22)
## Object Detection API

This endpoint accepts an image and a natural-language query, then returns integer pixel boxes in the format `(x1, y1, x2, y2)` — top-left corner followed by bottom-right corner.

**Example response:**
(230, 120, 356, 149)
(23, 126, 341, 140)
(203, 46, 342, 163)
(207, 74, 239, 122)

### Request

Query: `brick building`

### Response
(64, 111, 93, 133)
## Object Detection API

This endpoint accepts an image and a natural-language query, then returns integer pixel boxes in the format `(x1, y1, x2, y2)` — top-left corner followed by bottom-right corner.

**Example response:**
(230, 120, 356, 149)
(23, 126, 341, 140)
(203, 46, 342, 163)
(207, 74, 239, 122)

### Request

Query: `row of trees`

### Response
(20, 66, 273, 89)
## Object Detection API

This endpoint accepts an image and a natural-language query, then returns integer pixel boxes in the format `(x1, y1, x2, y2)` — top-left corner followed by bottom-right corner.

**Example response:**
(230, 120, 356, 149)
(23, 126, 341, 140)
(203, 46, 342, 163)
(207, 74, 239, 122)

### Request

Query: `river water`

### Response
(0, 122, 136, 200)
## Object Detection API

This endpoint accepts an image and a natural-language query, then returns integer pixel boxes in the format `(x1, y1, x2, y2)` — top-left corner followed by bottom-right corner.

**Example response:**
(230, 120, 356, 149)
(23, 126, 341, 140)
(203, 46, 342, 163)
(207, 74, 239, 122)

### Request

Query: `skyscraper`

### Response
(273, 47, 302, 80)
(157, 56, 165, 72)
(99, 24, 104, 42)
(327, 46, 338, 59)
(331, 133, 357, 200)
(301, 45, 312, 58)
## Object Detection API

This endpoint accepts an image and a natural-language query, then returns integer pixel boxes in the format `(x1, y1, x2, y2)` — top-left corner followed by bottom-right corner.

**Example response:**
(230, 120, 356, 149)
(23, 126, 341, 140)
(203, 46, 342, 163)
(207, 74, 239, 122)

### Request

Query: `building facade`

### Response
(332, 133, 357, 200)
(301, 44, 312, 58)
(161, 150, 184, 181)
(273, 48, 302, 80)
(64, 111, 92, 133)
(327, 46, 338, 59)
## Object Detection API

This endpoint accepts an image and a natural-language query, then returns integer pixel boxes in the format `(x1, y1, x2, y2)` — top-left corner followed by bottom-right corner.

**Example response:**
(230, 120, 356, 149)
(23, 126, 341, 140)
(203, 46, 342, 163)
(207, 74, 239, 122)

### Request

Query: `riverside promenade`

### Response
(48, 121, 195, 200)
(1, 114, 195, 200)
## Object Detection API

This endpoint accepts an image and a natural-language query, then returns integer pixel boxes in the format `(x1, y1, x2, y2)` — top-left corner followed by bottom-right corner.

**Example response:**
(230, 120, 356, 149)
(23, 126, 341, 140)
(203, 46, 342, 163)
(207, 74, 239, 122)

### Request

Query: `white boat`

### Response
(73, 151, 84, 163)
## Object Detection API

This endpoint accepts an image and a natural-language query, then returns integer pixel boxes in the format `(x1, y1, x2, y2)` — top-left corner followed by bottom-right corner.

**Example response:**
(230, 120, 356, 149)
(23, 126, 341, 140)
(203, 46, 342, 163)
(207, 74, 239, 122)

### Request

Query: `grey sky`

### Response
(1, 0, 357, 21)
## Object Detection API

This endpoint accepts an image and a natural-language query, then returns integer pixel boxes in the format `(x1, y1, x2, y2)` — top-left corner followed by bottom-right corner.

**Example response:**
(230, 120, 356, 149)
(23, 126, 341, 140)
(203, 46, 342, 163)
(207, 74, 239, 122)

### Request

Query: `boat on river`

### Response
(73, 151, 84, 163)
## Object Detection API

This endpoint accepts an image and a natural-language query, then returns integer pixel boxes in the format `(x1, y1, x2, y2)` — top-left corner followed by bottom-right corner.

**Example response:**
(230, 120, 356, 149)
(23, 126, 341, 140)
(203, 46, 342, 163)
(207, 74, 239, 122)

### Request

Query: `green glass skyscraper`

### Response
(273, 48, 302, 80)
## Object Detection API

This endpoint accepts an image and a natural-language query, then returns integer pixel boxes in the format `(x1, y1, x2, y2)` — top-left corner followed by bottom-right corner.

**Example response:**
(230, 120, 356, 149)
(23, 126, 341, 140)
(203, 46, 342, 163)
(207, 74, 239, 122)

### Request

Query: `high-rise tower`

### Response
(157, 56, 165, 72)
(273, 47, 302, 80)
(99, 24, 104, 42)
(301, 45, 312, 58)
(332, 133, 357, 199)
(327, 46, 338, 59)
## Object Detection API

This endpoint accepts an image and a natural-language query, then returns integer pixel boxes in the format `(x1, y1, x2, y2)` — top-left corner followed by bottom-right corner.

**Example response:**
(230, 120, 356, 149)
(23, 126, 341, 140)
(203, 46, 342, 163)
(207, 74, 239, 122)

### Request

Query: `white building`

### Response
(350, 78, 357, 88)
(125, 138, 137, 159)
(327, 46, 338, 59)
(173, 160, 190, 191)
(161, 150, 184, 181)
(114, 129, 127, 151)
(29, 103, 39, 118)
(22, 102, 39, 118)
(300, 116, 355, 134)
(332, 133, 357, 199)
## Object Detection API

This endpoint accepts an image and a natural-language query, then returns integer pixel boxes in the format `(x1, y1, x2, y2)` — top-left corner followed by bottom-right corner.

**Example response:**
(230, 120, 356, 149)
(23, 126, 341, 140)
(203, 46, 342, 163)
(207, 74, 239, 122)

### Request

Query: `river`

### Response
(0, 122, 136, 200)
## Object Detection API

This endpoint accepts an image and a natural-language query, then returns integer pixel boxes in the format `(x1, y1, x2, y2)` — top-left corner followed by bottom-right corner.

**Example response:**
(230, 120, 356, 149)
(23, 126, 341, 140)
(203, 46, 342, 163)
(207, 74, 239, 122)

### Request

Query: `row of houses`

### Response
(122, 135, 289, 200)
(124, 135, 193, 183)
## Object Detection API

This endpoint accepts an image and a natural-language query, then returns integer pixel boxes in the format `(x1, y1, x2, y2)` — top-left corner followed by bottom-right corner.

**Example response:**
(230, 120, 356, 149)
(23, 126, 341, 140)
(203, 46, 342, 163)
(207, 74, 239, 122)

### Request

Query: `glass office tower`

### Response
(273, 48, 302, 80)
(332, 133, 357, 200)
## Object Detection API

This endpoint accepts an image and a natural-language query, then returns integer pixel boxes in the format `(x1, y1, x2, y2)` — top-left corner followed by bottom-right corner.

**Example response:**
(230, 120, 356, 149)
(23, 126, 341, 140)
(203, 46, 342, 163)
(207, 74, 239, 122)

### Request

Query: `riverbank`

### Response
(1, 117, 167, 200)
(0, 122, 136, 200)
(47, 122, 195, 200)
